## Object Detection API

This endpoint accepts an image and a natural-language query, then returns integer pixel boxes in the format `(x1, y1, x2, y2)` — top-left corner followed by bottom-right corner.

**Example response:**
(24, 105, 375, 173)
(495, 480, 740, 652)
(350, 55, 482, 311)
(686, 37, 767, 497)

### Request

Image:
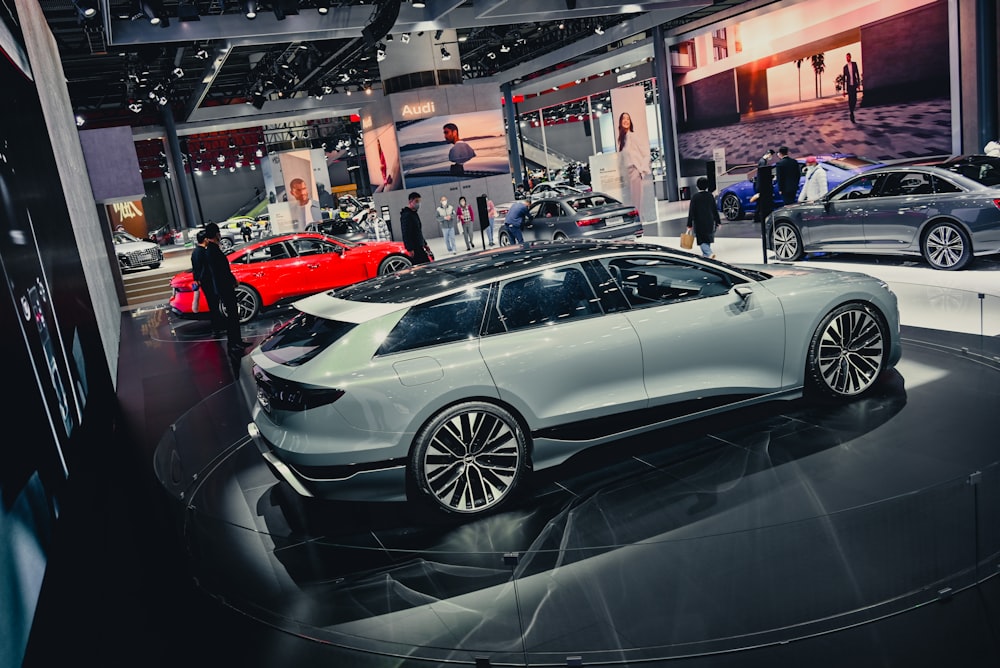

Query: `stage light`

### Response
(316, 0, 329, 13)
(594, 25, 604, 35)
(139, 0, 167, 26)
(411, 0, 425, 7)
(242, 0, 257, 19)
(172, 67, 184, 78)
(434, 30, 442, 40)
(399, 33, 410, 43)
(440, 47, 451, 60)
(72, 0, 98, 19)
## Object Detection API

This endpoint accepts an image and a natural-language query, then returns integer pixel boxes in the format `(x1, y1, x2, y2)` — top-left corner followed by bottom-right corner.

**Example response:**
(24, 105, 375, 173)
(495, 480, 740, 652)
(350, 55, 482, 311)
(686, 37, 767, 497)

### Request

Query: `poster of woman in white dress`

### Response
(611, 86, 655, 223)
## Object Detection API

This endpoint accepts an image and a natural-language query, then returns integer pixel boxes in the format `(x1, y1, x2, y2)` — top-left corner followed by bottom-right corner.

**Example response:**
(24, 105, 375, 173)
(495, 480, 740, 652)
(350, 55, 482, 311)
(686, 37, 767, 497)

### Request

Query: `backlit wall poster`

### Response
(672, 0, 951, 176)
(265, 148, 330, 232)
(363, 122, 402, 193)
(396, 109, 509, 187)
(610, 85, 656, 222)
(0, 6, 106, 667)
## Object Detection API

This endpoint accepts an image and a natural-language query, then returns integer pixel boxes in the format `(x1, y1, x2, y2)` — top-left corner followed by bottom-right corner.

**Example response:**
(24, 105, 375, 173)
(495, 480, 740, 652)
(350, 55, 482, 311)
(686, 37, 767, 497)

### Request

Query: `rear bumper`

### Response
(247, 422, 408, 502)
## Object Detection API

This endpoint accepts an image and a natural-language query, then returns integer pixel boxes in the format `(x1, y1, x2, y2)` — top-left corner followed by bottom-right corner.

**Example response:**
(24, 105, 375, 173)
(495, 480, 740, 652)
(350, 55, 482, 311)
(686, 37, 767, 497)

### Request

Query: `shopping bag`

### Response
(680, 230, 695, 250)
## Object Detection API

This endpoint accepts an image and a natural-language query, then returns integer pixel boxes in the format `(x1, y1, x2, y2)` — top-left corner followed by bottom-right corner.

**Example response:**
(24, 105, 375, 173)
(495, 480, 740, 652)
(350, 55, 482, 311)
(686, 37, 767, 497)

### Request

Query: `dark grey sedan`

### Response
(497, 191, 642, 245)
(768, 165, 1000, 270)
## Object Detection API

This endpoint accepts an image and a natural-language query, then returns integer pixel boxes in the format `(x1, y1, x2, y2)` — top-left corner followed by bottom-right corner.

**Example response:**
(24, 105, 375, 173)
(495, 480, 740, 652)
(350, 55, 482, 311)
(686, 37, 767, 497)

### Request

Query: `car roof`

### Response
(328, 240, 687, 305)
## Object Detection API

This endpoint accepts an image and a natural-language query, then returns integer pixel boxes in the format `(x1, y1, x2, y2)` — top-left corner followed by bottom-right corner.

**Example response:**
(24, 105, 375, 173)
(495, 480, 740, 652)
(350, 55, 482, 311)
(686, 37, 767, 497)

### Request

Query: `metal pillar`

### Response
(976, 0, 998, 147)
(162, 106, 198, 230)
(502, 82, 525, 187)
(653, 24, 680, 202)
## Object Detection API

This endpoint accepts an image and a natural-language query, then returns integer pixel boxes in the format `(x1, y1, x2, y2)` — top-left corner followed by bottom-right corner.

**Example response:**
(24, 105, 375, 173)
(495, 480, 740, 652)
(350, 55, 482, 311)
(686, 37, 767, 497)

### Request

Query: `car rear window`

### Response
(258, 312, 356, 366)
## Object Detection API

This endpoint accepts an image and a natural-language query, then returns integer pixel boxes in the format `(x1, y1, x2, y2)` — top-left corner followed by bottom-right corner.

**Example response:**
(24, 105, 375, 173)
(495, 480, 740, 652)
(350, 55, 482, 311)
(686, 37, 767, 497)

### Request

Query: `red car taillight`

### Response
(576, 217, 601, 227)
(992, 199, 1000, 211)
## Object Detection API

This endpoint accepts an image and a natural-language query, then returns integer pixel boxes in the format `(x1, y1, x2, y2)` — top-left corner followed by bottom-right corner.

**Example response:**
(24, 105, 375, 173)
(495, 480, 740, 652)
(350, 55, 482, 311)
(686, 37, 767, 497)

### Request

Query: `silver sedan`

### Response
(244, 241, 901, 516)
(768, 165, 1000, 270)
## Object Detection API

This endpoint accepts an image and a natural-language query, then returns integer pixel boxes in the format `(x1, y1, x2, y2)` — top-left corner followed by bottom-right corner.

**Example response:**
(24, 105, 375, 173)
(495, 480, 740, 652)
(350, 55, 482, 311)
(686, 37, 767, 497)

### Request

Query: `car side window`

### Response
(931, 175, 962, 193)
(490, 264, 603, 333)
(377, 286, 490, 355)
(244, 242, 289, 264)
(830, 174, 878, 201)
(291, 238, 335, 256)
(878, 171, 932, 197)
(539, 201, 560, 218)
(602, 256, 736, 307)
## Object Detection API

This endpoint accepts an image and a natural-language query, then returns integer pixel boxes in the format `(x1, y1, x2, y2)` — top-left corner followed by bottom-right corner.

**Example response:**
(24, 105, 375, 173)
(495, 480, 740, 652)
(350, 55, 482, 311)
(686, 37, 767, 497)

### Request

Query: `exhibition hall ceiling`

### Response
(38, 0, 758, 131)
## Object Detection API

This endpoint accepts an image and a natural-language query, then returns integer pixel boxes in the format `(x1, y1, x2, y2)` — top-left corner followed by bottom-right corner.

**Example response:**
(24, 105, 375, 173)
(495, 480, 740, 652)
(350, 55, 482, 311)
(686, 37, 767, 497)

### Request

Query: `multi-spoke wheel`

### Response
(219, 236, 235, 252)
(220, 284, 260, 323)
(772, 221, 804, 261)
(922, 221, 971, 270)
(497, 228, 512, 246)
(721, 193, 744, 221)
(411, 401, 528, 515)
(806, 303, 887, 398)
(378, 254, 413, 275)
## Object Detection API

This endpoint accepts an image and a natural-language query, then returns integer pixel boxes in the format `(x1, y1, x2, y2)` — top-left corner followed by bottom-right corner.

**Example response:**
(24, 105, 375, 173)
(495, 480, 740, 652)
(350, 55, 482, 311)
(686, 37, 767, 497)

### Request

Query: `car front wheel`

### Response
(497, 228, 511, 246)
(772, 221, 804, 261)
(411, 401, 528, 515)
(806, 303, 887, 398)
(219, 236, 235, 252)
(721, 193, 744, 221)
(378, 254, 412, 275)
(922, 221, 971, 270)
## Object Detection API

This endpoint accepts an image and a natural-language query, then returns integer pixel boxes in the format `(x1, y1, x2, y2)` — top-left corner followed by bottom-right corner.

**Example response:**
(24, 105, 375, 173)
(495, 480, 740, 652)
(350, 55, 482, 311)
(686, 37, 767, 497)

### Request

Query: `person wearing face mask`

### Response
(436, 195, 457, 255)
(401, 191, 431, 264)
(798, 156, 828, 203)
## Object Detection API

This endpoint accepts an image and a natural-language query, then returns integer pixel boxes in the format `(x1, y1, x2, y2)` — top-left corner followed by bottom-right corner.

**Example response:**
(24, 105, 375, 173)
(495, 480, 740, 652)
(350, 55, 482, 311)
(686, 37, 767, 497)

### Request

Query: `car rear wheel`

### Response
(721, 193, 744, 221)
(553, 232, 568, 241)
(922, 221, 971, 270)
(221, 284, 260, 323)
(497, 228, 511, 246)
(378, 254, 412, 275)
(806, 303, 887, 399)
(772, 221, 804, 261)
(410, 401, 528, 515)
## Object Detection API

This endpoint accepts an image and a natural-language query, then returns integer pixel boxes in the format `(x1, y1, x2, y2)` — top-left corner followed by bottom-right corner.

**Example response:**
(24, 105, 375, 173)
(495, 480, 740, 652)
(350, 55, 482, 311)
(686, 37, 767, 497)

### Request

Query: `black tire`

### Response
(219, 236, 235, 252)
(922, 221, 972, 270)
(378, 254, 412, 275)
(721, 193, 744, 221)
(221, 284, 260, 324)
(497, 228, 511, 246)
(806, 303, 888, 399)
(410, 401, 529, 515)
(553, 232, 568, 241)
(772, 220, 804, 261)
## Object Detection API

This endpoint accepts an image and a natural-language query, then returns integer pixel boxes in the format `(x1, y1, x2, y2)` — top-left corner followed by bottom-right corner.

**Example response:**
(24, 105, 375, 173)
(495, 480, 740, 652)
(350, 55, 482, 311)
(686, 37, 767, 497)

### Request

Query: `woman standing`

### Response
(617, 111, 651, 221)
(483, 193, 496, 246)
(456, 196, 476, 251)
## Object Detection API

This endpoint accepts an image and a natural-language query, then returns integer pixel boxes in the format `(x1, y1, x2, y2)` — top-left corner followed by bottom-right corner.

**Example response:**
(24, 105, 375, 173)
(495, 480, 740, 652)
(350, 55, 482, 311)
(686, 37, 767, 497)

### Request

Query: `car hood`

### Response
(740, 262, 889, 289)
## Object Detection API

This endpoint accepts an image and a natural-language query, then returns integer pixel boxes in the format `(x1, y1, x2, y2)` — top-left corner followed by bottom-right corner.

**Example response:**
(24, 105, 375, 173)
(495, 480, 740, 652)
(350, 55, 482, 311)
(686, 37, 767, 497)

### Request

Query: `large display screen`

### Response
(672, 0, 951, 175)
(396, 109, 509, 187)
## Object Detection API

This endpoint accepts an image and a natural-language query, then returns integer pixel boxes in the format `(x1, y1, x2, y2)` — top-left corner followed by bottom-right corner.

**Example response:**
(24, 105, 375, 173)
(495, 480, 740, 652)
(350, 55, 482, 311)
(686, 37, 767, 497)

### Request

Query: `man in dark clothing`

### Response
(400, 191, 431, 264)
(686, 176, 721, 258)
(774, 146, 800, 208)
(204, 222, 249, 354)
(843, 52, 861, 123)
(503, 197, 530, 245)
(191, 229, 223, 335)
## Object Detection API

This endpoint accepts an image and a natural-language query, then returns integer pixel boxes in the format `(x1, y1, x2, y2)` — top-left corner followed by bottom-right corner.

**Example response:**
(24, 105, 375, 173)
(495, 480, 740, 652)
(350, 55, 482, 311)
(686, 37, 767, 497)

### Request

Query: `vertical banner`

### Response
(610, 86, 656, 223)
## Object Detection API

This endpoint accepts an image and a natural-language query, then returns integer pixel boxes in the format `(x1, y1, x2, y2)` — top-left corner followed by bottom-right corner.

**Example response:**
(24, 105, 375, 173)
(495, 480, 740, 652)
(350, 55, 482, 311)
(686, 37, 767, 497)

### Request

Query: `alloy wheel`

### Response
(809, 304, 886, 397)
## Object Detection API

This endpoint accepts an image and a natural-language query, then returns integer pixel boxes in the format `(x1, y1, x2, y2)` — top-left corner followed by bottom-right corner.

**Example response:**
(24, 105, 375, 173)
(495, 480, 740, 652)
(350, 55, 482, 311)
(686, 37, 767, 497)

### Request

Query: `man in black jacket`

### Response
(774, 146, 800, 207)
(400, 191, 431, 264)
(191, 229, 223, 335)
(686, 176, 721, 258)
(204, 222, 250, 354)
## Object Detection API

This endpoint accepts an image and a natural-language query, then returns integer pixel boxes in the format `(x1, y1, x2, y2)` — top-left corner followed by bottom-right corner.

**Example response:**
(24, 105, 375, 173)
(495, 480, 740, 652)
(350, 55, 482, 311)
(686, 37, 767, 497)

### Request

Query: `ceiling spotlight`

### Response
(594, 25, 604, 35)
(321, 84, 333, 94)
(340, 72, 350, 82)
(172, 67, 184, 78)
(434, 30, 443, 40)
(72, 0, 98, 19)
(440, 47, 451, 60)
(500, 44, 510, 53)
(487, 51, 496, 60)
(462, 63, 470, 71)
(412, 0, 425, 7)
(157, 95, 169, 106)
(128, 101, 143, 113)
(400, 32, 410, 43)
(139, 0, 167, 26)
(217, 153, 226, 163)
(242, 0, 257, 19)
(194, 48, 209, 60)
(376, 43, 386, 62)
(316, 0, 329, 14)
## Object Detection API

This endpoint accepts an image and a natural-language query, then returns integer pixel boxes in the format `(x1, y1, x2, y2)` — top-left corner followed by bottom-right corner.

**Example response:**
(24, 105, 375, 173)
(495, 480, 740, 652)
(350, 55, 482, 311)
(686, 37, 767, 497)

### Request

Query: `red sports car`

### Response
(169, 232, 427, 323)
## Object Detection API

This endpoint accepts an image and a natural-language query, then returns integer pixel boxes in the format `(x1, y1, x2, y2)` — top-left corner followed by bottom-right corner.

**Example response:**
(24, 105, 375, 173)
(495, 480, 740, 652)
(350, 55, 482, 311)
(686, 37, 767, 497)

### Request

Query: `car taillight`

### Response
(576, 217, 601, 227)
(992, 199, 1000, 211)
(253, 365, 344, 413)
(627, 209, 639, 218)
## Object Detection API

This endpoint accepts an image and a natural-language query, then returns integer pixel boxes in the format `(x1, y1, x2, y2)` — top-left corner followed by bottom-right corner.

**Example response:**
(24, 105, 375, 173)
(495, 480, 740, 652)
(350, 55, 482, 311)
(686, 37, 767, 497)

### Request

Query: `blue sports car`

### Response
(717, 154, 882, 221)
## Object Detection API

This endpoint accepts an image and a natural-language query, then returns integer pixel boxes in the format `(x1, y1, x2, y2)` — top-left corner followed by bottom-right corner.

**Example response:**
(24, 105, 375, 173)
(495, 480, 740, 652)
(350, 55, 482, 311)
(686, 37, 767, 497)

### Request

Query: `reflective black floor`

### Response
(122, 304, 1000, 667)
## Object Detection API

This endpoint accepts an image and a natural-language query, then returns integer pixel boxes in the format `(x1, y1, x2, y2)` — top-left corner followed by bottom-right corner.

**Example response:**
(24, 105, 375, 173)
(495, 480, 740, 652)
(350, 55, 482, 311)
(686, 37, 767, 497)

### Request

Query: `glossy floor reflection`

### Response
(149, 308, 1000, 665)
